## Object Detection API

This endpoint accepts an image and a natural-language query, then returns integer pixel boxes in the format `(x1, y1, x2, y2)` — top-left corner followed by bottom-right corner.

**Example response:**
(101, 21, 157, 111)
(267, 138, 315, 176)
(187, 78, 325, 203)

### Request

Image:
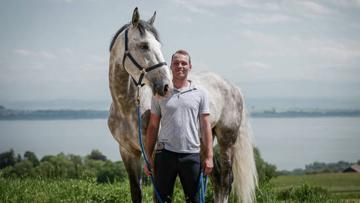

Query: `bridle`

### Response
(122, 28, 168, 203)
(122, 29, 167, 87)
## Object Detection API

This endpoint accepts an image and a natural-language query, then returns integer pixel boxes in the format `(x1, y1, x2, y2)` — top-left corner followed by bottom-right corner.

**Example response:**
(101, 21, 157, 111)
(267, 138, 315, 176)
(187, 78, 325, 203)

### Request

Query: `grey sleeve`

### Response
(199, 90, 210, 115)
(151, 96, 161, 116)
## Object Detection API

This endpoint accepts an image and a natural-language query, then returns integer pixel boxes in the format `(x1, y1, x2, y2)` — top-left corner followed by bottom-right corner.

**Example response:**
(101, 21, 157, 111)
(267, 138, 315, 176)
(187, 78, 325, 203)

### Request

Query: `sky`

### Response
(1, 0, 360, 109)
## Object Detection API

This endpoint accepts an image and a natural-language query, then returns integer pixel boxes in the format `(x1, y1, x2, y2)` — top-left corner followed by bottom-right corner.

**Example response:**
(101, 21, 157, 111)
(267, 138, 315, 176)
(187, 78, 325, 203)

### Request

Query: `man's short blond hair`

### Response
(171, 49, 191, 65)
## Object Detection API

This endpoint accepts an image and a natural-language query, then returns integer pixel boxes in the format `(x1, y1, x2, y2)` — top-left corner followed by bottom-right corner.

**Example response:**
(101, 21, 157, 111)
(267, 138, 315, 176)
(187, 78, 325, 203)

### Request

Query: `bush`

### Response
(254, 147, 277, 183)
(278, 183, 332, 202)
(0, 149, 17, 169)
(87, 149, 107, 161)
(0, 150, 129, 181)
(24, 151, 39, 167)
(96, 161, 126, 183)
(256, 182, 278, 203)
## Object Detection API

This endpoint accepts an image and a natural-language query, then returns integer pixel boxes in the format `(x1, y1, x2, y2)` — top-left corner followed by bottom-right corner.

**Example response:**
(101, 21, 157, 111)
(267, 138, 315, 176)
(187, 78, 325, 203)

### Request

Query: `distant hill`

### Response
(251, 109, 360, 118)
(0, 108, 108, 120)
(1, 107, 360, 120)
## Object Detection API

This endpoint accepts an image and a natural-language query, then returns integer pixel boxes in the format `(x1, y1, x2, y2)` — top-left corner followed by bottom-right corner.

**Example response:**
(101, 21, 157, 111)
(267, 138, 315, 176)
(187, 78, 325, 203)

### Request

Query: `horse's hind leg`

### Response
(212, 128, 237, 203)
(119, 145, 142, 203)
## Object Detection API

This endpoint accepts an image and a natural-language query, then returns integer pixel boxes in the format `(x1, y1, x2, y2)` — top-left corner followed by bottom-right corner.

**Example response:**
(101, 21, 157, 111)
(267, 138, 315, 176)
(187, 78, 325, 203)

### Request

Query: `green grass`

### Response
(271, 173, 360, 200)
(0, 178, 136, 202)
(0, 177, 192, 203)
(1, 173, 359, 202)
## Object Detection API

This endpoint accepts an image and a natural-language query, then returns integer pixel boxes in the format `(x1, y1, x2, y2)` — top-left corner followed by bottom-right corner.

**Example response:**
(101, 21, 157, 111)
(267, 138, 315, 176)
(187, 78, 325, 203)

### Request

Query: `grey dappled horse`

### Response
(108, 8, 258, 203)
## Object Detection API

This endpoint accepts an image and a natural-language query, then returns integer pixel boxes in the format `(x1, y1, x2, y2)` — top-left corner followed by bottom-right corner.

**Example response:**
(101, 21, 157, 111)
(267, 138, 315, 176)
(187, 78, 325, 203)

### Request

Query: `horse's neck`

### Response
(110, 64, 137, 112)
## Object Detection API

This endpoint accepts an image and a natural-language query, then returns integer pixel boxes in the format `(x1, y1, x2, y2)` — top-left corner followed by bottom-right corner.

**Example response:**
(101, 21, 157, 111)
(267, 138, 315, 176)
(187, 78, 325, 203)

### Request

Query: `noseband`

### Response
(122, 29, 167, 87)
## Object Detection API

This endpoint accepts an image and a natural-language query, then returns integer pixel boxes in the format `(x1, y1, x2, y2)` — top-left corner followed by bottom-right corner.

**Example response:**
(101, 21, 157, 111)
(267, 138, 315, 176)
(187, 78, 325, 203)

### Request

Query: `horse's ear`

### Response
(132, 7, 140, 27)
(148, 11, 156, 25)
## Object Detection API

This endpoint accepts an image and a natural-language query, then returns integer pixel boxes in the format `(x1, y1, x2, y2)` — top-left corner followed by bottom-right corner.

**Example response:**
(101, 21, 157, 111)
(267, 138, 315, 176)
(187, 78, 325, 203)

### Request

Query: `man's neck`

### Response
(173, 79, 189, 89)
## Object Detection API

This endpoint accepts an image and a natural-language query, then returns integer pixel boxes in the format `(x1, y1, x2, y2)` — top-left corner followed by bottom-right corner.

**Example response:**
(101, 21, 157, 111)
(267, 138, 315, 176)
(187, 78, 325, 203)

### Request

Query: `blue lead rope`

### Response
(136, 104, 163, 203)
(136, 96, 207, 203)
(198, 171, 208, 203)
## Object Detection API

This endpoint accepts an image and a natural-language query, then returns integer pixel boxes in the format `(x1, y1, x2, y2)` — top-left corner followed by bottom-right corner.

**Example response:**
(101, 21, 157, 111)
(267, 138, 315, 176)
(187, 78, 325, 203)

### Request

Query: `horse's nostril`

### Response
(164, 84, 169, 94)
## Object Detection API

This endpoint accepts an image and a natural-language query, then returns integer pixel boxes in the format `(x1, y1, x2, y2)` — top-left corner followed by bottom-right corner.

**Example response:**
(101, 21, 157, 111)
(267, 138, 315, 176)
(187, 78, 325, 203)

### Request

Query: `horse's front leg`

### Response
(119, 145, 142, 203)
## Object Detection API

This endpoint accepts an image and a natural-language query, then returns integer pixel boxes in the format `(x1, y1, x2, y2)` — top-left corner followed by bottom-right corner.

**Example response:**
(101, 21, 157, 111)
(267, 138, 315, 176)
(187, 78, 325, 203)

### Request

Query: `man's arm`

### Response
(144, 113, 161, 176)
(200, 114, 213, 175)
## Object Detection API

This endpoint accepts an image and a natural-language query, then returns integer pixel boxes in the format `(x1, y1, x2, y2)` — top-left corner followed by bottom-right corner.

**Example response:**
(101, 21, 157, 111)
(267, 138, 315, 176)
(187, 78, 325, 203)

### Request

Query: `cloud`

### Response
(173, 0, 234, 7)
(240, 30, 277, 45)
(331, 0, 360, 7)
(12, 49, 32, 56)
(306, 39, 360, 61)
(39, 51, 57, 59)
(172, 0, 340, 19)
(49, 0, 104, 3)
(239, 29, 360, 64)
(59, 48, 74, 55)
(13, 49, 57, 60)
(173, 0, 278, 9)
(295, 1, 334, 16)
(241, 61, 271, 70)
(171, 0, 282, 15)
(169, 15, 193, 24)
(172, 0, 214, 15)
(237, 13, 296, 24)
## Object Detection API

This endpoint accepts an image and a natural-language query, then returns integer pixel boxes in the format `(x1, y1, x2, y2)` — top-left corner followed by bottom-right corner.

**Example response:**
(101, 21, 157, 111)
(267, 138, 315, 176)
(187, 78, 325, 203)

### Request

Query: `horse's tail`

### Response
(232, 99, 258, 203)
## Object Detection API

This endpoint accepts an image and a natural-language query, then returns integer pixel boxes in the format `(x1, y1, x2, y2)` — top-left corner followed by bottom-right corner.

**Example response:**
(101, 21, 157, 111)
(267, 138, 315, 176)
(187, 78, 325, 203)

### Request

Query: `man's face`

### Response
(171, 54, 192, 80)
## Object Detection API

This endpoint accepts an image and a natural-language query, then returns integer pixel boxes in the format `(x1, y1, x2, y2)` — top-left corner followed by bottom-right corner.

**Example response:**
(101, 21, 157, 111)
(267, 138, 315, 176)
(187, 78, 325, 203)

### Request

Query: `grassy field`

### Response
(0, 177, 190, 203)
(0, 178, 132, 203)
(1, 173, 359, 202)
(271, 173, 360, 201)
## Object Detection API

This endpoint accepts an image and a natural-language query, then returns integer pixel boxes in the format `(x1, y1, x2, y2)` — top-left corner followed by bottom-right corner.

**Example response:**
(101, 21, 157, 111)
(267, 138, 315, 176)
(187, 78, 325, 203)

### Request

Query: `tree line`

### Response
(0, 147, 278, 185)
(279, 160, 360, 175)
(0, 149, 126, 183)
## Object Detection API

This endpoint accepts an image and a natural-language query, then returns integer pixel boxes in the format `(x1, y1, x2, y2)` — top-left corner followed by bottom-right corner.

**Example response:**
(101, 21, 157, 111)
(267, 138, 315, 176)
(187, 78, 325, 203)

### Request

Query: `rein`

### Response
(123, 27, 165, 202)
(135, 91, 163, 203)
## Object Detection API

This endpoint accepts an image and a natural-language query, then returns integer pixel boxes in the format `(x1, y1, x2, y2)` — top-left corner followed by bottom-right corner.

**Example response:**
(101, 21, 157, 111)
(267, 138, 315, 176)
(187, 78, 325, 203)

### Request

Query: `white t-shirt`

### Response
(151, 82, 210, 153)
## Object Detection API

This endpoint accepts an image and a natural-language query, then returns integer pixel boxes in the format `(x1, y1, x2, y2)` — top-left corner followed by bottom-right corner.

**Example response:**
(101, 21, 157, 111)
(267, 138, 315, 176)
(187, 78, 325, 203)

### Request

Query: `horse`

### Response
(108, 8, 258, 203)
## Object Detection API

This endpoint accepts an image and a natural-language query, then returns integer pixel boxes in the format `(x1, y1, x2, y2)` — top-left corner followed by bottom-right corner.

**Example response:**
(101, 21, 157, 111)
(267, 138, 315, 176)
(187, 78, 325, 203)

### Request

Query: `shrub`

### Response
(96, 161, 127, 184)
(0, 149, 17, 169)
(278, 183, 331, 202)
(87, 149, 107, 161)
(256, 182, 278, 203)
(254, 147, 277, 183)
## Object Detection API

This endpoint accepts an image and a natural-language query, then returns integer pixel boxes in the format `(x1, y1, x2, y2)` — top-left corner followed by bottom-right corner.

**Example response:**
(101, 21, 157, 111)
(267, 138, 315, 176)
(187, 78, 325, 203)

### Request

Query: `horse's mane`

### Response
(109, 20, 160, 52)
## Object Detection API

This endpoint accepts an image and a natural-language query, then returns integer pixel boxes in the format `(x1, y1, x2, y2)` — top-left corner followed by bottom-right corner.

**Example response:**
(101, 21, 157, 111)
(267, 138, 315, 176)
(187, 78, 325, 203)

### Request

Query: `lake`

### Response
(0, 117, 359, 170)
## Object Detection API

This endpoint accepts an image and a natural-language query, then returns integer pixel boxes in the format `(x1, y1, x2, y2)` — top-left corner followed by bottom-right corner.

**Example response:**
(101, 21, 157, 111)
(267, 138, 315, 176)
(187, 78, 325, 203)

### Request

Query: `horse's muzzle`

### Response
(153, 82, 169, 97)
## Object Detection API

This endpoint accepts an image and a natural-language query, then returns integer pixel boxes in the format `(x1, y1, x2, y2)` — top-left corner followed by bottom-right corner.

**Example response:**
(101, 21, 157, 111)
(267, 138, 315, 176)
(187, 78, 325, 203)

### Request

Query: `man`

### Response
(144, 50, 213, 203)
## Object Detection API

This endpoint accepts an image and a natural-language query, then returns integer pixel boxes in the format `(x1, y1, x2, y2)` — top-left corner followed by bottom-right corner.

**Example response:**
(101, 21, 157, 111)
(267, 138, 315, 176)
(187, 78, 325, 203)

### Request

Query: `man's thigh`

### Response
(178, 153, 201, 203)
(154, 149, 178, 202)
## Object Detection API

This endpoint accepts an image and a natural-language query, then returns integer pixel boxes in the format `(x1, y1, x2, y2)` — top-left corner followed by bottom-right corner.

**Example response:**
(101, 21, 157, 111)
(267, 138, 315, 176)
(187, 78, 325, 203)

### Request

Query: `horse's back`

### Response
(190, 72, 244, 129)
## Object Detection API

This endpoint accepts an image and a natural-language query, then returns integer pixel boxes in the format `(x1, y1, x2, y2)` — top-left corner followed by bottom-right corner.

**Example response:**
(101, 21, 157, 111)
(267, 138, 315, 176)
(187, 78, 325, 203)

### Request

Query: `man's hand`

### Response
(144, 159, 154, 176)
(203, 156, 213, 176)
(144, 113, 160, 177)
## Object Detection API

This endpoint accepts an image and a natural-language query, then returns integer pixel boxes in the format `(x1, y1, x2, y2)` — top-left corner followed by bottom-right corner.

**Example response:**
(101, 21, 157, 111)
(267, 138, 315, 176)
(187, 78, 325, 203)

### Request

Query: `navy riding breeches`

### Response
(154, 149, 201, 203)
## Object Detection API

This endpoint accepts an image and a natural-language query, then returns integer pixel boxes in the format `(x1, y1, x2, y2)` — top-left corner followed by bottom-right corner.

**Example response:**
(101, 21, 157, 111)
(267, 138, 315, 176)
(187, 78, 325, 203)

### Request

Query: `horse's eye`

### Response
(140, 43, 149, 51)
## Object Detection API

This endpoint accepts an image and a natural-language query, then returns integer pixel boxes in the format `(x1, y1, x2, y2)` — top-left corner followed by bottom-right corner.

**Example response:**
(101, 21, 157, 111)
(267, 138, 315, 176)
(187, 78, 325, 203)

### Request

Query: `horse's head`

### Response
(110, 8, 172, 97)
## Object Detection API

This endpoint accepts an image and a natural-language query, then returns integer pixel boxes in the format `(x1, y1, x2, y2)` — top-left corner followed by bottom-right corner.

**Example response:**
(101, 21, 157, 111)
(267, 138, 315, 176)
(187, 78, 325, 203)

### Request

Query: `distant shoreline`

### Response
(251, 110, 360, 118)
(0, 109, 108, 120)
(1, 108, 360, 120)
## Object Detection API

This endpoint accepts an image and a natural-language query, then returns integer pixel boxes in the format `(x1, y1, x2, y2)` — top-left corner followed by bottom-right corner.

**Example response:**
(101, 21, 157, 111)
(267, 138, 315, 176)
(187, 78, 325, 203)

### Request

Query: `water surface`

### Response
(1, 117, 359, 170)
